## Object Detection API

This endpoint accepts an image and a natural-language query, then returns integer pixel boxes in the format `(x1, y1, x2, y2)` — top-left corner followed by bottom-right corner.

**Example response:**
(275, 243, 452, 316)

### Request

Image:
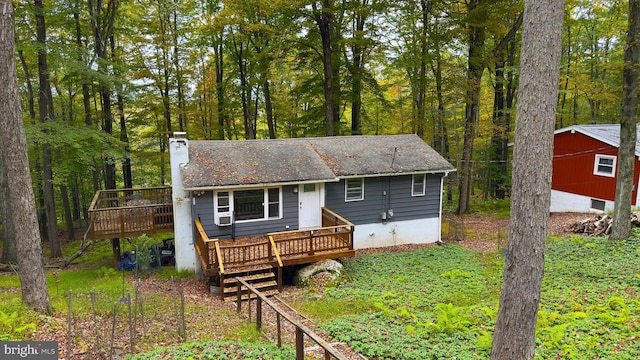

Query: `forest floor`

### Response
(33, 211, 590, 359)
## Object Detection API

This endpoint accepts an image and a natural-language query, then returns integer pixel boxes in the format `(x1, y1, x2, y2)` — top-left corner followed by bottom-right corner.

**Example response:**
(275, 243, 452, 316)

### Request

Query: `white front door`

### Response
(298, 183, 322, 229)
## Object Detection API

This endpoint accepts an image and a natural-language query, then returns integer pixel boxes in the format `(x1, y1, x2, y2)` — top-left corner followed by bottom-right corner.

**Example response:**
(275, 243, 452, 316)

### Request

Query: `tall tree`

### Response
(311, 0, 343, 136)
(0, 0, 52, 314)
(0, 133, 17, 264)
(345, 0, 377, 135)
(457, 0, 486, 214)
(610, 0, 640, 240)
(490, 0, 565, 358)
(88, 0, 118, 190)
(34, 0, 62, 257)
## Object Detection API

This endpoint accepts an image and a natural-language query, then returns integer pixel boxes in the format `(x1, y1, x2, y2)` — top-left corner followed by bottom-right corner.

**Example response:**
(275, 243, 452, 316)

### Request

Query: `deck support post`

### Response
(277, 267, 282, 292)
(256, 297, 262, 330)
(276, 313, 281, 347)
(296, 326, 304, 360)
(236, 281, 241, 311)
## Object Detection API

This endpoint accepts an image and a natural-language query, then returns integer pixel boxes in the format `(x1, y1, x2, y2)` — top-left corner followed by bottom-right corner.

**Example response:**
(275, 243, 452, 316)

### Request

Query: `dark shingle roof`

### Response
(307, 135, 455, 176)
(180, 134, 455, 189)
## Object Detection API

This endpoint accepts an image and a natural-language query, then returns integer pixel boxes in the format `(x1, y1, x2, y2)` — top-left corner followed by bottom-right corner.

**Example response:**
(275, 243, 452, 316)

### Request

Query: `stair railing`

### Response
(269, 235, 283, 291)
(235, 277, 349, 360)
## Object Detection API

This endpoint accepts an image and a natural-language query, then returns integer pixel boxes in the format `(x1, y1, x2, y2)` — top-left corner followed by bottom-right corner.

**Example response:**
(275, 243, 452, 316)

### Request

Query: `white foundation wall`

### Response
(353, 217, 441, 249)
(550, 189, 613, 213)
(169, 137, 198, 273)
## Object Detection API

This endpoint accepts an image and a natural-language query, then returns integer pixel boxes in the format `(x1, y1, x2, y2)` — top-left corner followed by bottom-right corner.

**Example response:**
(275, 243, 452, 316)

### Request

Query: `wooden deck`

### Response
(88, 187, 174, 240)
(195, 207, 355, 299)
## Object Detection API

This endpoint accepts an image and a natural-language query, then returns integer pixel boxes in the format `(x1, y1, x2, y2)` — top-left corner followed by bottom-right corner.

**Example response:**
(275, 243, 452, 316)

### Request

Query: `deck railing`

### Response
(89, 186, 172, 210)
(88, 187, 173, 240)
(203, 207, 354, 272)
(195, 219, 219, 274)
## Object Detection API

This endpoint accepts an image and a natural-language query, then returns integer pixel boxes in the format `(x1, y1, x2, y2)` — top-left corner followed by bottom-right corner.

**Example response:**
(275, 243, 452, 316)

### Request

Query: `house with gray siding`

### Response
(169, 132, 455, 272)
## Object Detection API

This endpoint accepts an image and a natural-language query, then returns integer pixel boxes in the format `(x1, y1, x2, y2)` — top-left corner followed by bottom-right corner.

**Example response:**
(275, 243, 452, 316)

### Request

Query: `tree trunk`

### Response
(34, 0, 61, 258)
(111, 36, 133, 189)
(215, 38, 226, 140)
(0, 136, 17, 264)
(71, 176, 81, 222)
(610, 0, 640, 240)
(0, 0, 52, 313)
(490, 0, 565, 358)
(349, 0, 369, 136)
(457, 0, 485, 214)
(313, 0, 341, 136)
(264, 79, 276, 139)
(172, 8, 186, 133)
(60, 185, 75, 242)
(232, 38, 255, 140)
(490, 50, 508, 199)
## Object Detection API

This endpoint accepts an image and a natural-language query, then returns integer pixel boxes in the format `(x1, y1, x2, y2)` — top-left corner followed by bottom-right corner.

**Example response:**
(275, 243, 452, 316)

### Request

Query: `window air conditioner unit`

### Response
(216, 212, 232, 226)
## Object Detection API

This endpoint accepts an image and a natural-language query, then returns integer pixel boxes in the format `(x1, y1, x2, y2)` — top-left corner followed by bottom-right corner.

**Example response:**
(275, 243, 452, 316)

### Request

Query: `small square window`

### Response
(590, 199, 606, 212)
(303, 183, 316, 192)
(593, 154, 616, 177)
(412, 174, 426, 196)
(345, 178, 364, 201)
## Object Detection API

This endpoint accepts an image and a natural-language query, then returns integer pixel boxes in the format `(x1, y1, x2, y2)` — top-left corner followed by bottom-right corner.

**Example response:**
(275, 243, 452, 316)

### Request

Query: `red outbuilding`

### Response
(551, 124, 640, 212)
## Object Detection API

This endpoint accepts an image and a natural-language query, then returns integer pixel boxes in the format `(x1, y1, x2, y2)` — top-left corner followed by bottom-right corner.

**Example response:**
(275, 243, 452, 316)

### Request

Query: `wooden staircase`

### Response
(220, 264, 279, 301)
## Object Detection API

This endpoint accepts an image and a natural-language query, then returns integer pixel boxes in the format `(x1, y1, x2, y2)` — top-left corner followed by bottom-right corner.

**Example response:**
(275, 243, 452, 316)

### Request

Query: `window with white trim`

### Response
(214, 187, 282, 223)
(594, 154, 616, 177)
(267, 188, 280, 218)
(412, 174, 426, 196)
(345, 178, 364, 201)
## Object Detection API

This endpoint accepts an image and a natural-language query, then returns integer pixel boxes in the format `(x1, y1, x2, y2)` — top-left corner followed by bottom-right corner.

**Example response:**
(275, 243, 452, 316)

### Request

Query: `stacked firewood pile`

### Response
(569, 213, 640, 236)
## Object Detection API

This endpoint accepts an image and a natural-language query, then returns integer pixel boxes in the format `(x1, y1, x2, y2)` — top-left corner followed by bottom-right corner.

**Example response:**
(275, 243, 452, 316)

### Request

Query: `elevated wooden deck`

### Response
(88, 187, 173, 240)
(195, 208, 355, 300)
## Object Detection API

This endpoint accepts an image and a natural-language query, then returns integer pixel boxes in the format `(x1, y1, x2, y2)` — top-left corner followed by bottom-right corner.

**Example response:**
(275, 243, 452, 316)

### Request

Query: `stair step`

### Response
(223, 272, 275, 284)
(225, 264, 273, 275)
(229, 288, 280, 301)
(223, 280, 278, 294)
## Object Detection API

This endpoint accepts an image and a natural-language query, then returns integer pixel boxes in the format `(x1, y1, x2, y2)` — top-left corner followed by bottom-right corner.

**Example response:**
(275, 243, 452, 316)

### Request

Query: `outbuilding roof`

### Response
(555, 124, 640, 156)
(179, 134, 455, 189)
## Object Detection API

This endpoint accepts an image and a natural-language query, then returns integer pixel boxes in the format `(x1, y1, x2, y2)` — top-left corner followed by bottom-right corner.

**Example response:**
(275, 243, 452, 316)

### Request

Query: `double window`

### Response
(594, 154, 616, 177)
(215, 187, 281, 223)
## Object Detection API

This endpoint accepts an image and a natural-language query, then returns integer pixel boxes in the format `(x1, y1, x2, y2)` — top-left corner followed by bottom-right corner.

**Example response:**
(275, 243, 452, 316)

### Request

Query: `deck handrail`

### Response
(89, 186, 172, 210)
(195, 219, 216, 273)
(235, 277, 349, 360)
(268, 224, 351, 237)
(269, 235, 283, 268)
(214, 240, 225, 275)
(321, 207, 354, 226)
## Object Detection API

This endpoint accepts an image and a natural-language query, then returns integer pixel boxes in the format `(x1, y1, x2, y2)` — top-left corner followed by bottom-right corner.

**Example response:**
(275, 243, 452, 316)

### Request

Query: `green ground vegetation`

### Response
(3, 227, 640, 359)
(293, 233, 640, 359)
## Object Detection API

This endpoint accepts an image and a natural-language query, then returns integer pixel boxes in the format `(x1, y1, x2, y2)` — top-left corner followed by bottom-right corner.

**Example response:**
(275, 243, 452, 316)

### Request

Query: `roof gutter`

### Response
(184, 169, 456, 191)
(183, 178, 340, 191)
(339, 169, 456, 179)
